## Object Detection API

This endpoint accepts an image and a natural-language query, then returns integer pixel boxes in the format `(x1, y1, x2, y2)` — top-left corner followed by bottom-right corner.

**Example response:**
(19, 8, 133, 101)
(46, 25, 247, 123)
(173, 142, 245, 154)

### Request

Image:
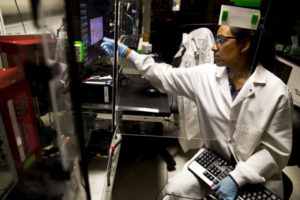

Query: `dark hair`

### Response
(230, 27, 259, 67)
(230, 26, 275, 71)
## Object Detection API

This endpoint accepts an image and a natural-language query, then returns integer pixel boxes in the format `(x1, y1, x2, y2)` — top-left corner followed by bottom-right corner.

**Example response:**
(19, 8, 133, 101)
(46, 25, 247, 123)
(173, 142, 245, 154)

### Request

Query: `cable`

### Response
(126, 14, 134, 34)
(74, 171, 86, 189)
(14, 0, 27, 34)
(160, 193, 204, 200)
(155, 156, 169, 200)
(250, 0, 271, 74)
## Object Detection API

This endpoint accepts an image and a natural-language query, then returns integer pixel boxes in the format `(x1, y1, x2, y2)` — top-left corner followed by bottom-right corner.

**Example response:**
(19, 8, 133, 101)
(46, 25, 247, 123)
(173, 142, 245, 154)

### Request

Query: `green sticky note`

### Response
(251, 13, 259, 25)
(222, 10, 229, 21)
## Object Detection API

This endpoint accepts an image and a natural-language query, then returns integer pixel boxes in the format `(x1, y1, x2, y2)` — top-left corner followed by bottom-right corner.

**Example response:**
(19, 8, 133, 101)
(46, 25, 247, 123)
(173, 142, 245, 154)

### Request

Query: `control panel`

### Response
(0, 68, 41, 174)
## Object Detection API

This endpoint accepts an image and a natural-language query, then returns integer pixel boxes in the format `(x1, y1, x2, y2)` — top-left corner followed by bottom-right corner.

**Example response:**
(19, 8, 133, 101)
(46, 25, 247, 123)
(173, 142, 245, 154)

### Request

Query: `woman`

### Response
(101, 25, 293, 200)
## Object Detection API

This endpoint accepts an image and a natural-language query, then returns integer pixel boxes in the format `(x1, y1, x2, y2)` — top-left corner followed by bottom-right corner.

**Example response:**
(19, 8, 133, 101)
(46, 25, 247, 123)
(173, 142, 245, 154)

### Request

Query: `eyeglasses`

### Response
(215, 35, 236, 47)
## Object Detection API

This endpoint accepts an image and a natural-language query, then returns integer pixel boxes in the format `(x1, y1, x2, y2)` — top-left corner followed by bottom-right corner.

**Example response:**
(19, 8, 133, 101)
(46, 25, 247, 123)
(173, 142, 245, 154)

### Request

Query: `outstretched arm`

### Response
(100, 37, 200, 100)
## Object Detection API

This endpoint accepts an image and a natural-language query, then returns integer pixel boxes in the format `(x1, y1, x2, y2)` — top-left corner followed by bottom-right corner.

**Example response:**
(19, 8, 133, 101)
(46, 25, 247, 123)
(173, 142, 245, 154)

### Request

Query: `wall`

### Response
(0, 0, 64, 35)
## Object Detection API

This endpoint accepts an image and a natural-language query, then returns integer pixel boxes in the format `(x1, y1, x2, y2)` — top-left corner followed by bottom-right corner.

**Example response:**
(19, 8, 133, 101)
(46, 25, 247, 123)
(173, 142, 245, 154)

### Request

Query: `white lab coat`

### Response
(127, 50, 293, 199)
(173, 28, 214, 152)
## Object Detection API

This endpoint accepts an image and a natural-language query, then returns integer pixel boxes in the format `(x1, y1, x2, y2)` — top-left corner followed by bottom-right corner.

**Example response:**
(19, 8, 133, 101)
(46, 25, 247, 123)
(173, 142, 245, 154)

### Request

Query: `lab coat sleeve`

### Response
(230, 89, 293, 187)
(127, 50, 197, 100)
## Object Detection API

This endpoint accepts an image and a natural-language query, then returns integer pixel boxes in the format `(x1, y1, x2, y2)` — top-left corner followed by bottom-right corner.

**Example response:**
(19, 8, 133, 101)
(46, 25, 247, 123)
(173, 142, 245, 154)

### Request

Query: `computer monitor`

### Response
(90, 16, 104, 45)
(79, 1, 111, 67)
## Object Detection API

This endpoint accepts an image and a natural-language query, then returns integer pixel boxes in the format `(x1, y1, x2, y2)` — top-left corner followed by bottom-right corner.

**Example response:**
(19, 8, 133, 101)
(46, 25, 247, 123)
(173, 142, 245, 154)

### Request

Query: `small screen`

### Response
(90, 16, 104, 45)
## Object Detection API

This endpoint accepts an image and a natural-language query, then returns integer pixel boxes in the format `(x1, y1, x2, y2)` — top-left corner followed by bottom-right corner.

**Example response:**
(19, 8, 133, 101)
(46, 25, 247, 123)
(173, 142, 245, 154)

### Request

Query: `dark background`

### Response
(149, 0, 300, 64)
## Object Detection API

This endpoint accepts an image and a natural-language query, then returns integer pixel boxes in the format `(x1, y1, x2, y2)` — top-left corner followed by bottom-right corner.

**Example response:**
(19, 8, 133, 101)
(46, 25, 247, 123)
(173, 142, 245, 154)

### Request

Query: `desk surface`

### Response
(118, 74, 171, 116)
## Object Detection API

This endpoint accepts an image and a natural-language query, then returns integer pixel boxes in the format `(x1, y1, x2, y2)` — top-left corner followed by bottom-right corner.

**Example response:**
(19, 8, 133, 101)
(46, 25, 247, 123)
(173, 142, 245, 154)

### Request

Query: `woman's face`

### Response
(211, 25, 242, 67)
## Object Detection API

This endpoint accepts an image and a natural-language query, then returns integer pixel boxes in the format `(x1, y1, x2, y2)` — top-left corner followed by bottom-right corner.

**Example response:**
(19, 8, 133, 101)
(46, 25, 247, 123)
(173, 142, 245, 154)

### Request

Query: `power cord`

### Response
(250, 0, 271, 74)
(160, 193, 205, 200)
(155, 160, 169, 200)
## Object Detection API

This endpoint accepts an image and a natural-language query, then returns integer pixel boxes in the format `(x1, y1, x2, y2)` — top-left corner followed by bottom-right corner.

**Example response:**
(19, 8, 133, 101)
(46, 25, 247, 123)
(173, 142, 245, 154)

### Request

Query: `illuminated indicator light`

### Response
(24, 154, 36, 169)
(251, 13, 259, 25)
(211, 184, 215, 187)
(63, 137, 70, 145)
(230, 0, 262, 8)
(222, 10, 229, 21)
(74, 41, 85, 63)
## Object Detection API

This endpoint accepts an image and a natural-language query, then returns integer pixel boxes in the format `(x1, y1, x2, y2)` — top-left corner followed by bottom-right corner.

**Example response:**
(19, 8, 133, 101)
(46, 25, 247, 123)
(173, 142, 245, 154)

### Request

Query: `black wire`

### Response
(160, 193, 205, 200)
(250, 0, 271, 74)
(155, 164, 168, 200)
(14, 0, 27, 34)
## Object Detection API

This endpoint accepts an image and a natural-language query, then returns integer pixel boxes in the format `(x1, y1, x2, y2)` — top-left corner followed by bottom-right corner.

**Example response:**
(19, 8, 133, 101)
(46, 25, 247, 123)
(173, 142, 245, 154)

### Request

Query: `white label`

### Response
(7, 100, 26, 162)
(218, 5, 261, 30)
(104, 86, 109, 103)
(74, 44, 82, 62)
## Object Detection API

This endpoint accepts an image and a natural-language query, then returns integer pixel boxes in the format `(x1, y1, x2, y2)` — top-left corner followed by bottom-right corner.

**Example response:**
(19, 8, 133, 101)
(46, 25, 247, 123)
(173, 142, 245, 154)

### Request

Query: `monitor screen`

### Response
(90, 16, 104, 45)
(79, 1, 111, 67)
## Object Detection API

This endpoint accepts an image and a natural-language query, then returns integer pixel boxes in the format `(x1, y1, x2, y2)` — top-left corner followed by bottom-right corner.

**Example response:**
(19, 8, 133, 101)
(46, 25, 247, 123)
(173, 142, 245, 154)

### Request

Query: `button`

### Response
(262, 194, 267, 198)
(271, 195, 277, 200)
(265, 190, 271, 195)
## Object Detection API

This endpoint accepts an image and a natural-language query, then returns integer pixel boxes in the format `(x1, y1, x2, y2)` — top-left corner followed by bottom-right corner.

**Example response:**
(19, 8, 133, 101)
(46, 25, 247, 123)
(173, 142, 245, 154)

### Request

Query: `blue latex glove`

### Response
(100, 37, 128, 57)
(211, 175, 238, 200)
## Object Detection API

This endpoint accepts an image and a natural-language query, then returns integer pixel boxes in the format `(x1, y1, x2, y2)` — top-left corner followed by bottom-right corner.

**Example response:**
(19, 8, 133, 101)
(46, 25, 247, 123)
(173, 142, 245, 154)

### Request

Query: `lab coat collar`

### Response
(250, 64, 267, 85)
(231, 64, 267, 108)
(215, 64, 266, 84)
(215, 66, 233, 105)
(231, 80, 254, 108)
(215, 65, 226, 79)
(215, 64, 267, 108)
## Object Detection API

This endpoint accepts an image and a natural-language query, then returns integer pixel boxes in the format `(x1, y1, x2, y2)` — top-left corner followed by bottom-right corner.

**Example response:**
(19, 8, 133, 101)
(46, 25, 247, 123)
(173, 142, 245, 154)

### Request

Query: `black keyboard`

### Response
(120, 74, 151, 90)
(188, 148, 282, 200)
(122, 35, 139, 49)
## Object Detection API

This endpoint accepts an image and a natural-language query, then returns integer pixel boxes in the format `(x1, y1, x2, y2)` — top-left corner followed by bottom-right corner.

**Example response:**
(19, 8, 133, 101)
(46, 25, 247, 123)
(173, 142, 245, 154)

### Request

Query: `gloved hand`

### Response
(100, 37, 128, 57)
(211, 175, 238, 200)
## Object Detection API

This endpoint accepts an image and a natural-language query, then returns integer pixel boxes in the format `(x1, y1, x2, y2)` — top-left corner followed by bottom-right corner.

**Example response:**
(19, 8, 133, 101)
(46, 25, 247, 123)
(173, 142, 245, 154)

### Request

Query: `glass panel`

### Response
(0, 0, 88, 199)
(77, 0, 115, 143)
(116, 0, 220, 141)
(69, 1, 119, 199)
